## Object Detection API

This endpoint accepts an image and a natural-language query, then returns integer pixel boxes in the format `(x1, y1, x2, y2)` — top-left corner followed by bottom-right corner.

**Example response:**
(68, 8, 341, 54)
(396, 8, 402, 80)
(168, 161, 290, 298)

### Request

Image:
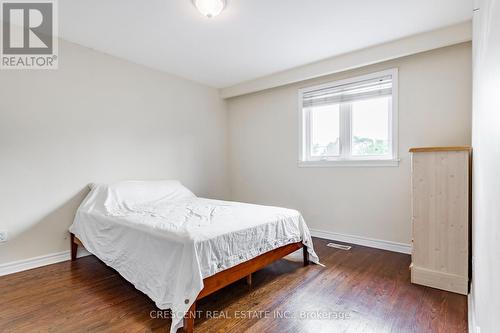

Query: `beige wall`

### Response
(0, 39, 229, 264)
(470, 1, 500, 332)
(0, 40, 473, 267)
(227, 42, 472, 245)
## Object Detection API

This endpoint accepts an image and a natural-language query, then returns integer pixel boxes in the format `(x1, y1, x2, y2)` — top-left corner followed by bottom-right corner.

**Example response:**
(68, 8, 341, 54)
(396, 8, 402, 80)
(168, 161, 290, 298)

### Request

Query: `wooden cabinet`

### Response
(409, 147, 471, 295)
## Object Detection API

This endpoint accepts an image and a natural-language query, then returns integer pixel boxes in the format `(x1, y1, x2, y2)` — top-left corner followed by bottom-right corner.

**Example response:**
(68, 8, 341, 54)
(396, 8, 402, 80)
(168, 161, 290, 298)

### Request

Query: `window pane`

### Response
(310, 104, 340, 157)
(351, 96, 391, 156)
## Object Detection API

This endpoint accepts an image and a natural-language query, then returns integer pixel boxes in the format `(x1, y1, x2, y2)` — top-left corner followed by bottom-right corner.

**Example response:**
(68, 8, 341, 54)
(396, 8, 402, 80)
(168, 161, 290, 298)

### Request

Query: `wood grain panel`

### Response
(410, 149, 470, 294)
(409, 146, 471, 153)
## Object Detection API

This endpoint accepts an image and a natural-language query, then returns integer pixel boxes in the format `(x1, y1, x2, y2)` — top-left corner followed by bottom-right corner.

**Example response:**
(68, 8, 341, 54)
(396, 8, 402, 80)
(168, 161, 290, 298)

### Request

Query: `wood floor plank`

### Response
(0, 238, 467, 333)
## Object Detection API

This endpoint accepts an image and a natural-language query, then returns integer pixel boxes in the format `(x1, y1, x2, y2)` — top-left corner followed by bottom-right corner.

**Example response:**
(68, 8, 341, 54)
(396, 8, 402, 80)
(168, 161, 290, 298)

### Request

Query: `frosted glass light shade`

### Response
(193, 0, 226, 18)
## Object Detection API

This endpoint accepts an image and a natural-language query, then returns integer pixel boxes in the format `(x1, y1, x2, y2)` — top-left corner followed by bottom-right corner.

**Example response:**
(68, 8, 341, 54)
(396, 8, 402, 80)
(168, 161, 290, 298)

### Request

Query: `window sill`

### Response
(298, 159, 400, 168)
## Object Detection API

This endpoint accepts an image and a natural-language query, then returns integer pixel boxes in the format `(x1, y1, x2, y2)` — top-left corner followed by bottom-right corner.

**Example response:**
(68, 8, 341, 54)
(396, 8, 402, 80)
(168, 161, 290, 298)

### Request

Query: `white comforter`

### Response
(69, 183, 319, 333)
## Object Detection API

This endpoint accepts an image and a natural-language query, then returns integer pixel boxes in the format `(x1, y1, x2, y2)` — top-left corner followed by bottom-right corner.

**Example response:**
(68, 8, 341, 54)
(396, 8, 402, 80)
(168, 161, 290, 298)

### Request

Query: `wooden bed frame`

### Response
(70, 233, 309, 333)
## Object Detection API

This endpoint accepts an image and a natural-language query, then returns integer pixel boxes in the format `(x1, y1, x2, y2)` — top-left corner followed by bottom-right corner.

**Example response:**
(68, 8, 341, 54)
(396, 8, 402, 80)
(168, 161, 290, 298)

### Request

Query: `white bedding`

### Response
(69, 182, 319, 333)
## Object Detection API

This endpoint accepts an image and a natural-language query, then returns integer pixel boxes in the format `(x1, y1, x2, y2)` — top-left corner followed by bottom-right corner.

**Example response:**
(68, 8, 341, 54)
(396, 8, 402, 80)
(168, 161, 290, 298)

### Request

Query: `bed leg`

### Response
(303, 246, 309, 267)
(183, 301, 196, 333)
(246, 273, 253, 291)
(70, 233, 78, 261)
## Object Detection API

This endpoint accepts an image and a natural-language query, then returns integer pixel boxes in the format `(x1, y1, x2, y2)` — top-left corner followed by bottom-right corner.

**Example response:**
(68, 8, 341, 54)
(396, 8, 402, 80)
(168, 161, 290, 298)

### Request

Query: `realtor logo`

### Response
(1, 0, 58, 69)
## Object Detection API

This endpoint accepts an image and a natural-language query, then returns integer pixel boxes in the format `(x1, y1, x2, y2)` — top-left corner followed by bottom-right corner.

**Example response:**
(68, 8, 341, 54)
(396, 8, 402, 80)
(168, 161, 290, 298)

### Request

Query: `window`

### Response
(299, 69, 398, 167)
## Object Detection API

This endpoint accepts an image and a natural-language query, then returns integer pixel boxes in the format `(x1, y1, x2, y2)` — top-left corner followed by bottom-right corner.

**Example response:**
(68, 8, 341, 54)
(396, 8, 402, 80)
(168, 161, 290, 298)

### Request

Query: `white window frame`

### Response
(298, 68, 399, 167)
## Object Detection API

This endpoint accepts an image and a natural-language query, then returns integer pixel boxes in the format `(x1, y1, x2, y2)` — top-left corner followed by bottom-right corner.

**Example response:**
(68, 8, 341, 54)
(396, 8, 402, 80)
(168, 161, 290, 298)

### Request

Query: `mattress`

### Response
(69, 183, 319, 333)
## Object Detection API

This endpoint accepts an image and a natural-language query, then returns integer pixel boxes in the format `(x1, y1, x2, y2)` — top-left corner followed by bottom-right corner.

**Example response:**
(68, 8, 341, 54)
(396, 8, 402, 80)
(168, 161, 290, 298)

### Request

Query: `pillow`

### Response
(103, 180, 196, 216)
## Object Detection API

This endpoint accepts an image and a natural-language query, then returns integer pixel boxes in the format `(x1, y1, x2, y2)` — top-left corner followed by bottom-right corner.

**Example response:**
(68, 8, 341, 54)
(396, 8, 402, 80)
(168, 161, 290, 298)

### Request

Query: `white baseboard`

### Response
(310, 228, 412, 254)
(0, 248, 91, 277)
(468, 285, 479, 333)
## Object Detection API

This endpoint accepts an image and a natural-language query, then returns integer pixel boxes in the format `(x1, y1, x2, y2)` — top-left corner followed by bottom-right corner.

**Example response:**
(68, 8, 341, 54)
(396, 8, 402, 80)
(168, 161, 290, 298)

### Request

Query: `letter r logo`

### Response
(2, 2, 53, 54)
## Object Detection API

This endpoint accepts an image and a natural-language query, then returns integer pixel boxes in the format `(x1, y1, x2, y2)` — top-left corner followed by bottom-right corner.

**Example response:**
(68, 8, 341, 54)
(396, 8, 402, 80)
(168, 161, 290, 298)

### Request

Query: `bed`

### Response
(69, 181, 319, 333)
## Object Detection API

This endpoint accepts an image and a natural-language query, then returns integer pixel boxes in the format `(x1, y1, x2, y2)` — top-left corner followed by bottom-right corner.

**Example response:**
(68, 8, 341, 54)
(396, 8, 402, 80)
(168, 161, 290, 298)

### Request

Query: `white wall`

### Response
(227, 43, 472, 246)
(0, 39, 229, 264)
(470, 1, 500, 332)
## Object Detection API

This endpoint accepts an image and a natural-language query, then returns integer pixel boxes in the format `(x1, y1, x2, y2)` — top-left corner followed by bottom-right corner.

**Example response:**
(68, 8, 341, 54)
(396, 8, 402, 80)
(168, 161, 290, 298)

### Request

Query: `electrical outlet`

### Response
(0, 231, 8, 243)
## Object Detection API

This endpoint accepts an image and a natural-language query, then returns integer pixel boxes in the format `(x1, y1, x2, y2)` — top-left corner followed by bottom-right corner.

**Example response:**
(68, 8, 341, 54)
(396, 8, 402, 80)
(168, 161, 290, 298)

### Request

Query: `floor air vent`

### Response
(326, 243, 352, 250)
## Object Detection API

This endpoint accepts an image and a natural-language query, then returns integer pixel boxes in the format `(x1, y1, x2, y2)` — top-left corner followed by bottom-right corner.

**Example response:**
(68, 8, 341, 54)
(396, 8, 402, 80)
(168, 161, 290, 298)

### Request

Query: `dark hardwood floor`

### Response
(0, 238, 467, 333)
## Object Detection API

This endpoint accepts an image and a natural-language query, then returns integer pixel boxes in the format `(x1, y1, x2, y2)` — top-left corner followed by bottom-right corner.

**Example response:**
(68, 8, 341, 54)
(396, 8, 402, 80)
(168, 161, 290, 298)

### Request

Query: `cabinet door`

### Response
(411, 150, 469, 277)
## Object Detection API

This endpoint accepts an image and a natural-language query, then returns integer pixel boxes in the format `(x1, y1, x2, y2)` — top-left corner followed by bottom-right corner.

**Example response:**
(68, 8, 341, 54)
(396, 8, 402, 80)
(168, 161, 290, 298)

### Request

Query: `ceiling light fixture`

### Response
(193, 0, 226, 18)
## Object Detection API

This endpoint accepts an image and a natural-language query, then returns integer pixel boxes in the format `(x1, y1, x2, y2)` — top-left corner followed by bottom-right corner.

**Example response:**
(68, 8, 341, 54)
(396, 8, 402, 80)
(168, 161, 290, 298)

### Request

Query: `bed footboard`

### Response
(183, 242, 309, 332)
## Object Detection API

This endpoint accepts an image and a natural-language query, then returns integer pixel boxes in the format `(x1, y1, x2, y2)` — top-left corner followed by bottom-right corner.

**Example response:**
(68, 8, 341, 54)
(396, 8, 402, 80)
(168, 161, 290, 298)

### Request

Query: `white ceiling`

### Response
(59, 0, 472, 88)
